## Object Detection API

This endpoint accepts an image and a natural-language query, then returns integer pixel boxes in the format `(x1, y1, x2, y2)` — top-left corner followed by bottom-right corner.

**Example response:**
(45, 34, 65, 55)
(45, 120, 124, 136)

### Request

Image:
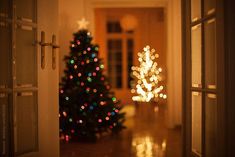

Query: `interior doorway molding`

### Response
(87, 0, 182, 128)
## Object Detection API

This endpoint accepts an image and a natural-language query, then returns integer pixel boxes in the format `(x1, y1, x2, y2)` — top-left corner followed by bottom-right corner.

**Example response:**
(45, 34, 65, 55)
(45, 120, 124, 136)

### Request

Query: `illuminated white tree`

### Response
(131, 45, 167, 102)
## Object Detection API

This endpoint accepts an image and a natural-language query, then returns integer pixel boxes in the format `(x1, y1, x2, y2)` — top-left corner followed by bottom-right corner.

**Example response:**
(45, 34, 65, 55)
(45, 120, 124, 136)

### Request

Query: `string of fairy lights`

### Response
(131, 45, 167, 102)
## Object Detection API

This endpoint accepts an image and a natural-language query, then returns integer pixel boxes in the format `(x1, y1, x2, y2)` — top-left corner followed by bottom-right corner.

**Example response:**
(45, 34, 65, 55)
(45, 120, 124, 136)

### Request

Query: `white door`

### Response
(0, 0, 59, 156)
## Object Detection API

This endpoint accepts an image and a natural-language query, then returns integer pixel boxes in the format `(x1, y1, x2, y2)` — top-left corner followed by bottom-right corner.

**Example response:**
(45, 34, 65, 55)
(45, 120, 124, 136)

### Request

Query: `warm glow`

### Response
(131, 45, 167, 102)
(132, 136, 167, 157)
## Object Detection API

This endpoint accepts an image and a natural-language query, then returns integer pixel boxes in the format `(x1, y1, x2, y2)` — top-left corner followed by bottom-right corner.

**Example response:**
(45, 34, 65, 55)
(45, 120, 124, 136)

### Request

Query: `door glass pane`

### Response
(16, 26, 37, 87)
(0, 23, 11, 88)
(191, 0, 201, 22)
(192, 92, 202, 156)
(205, 19, 216, 89)
(191, 24, 201, 88)
(107, 21, 122, 33)
(0, 0, 10, 18)
(0, 93, 9, 157)
(107, 39, 122, 88)
(15, 0, 36, 22)
(204, 0, 215, 16)
(14, 92, 37, 155)
(205, 94, 217, 157)
(127, 39, 134, 88)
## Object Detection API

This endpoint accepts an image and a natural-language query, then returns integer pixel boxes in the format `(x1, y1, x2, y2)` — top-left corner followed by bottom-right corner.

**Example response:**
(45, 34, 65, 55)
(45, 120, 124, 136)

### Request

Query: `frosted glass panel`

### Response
(15, 92, 37, 154)
(0, 93, 9, 157)
(191, 24, 202, 88)
(205, 94, 217, 157)
(0, 0, 10, 16)
(205, 19, 216, 89)
(204, 0, 215, 15)
(16, 26, 37, 87)
(192, 92, 202, 156)
(191, 0, 201, 22)
(15, 0, 36, 21)
(0, 23, 11, 88)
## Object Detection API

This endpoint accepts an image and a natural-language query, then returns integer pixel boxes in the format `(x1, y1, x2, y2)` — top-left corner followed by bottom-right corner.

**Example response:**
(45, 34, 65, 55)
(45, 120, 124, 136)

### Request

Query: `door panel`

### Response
(205, 94, 217, 157)
(15, 0, 36, 22)
(204, 19, 216, 89)
(0, 23, 11, 88)
(0, 0, 59, 156)
(0, 93, 9, 157)
(14, 92, 38, 155)
(15, 26, 37, 87)
(191, 92, 202, 155)
(191, 24, 202, 88)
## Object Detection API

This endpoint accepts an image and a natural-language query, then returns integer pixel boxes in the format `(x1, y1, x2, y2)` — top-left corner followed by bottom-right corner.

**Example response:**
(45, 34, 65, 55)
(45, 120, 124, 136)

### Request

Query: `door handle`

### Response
(37, 31, 51, 69)
(51, 35, 59, 70)
(37, 32, 59, 70)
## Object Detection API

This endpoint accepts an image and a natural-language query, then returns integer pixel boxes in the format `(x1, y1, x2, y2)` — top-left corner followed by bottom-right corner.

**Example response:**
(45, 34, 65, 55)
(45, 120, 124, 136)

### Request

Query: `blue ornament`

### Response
(89, 106, 94, 110)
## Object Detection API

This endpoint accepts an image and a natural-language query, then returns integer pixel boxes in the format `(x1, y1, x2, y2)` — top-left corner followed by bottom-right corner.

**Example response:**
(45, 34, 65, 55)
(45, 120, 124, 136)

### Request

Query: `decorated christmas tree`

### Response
(131, 45, 167, 102)
(59, 18, 125, 142)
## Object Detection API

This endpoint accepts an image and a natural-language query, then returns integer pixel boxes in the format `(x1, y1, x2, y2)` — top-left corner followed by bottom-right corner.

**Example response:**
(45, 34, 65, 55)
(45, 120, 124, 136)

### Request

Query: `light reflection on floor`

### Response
(132, 135, 166, 157)
(60, 104, 181, 157)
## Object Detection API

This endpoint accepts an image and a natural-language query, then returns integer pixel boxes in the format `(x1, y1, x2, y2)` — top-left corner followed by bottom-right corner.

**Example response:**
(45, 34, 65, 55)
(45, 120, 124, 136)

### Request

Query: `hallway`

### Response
(60, 104, 181, 157)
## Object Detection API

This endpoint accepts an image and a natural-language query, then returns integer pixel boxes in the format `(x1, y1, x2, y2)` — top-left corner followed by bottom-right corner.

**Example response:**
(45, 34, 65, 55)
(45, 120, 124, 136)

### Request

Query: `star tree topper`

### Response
(77, 18, 89, 30)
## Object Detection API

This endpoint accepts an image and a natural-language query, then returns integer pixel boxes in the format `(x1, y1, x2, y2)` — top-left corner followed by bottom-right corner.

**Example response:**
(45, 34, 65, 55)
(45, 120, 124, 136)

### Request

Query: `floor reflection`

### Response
(132, 135, 166, 157)
(60, 104, 181, 157)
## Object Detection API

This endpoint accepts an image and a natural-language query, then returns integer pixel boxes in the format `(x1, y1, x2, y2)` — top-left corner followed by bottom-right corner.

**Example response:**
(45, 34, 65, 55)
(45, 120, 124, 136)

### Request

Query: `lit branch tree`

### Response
(131, 45, 167, 102)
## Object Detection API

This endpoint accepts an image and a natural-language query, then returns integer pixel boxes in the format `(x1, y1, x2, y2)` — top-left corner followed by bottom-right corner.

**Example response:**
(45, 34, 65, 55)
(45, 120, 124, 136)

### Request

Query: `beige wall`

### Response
(58, 0, 182, 128)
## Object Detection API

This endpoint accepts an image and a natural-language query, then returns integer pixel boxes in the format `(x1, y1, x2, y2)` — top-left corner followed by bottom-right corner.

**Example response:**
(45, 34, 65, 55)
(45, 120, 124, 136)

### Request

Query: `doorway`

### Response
(94, 8, 166, 105)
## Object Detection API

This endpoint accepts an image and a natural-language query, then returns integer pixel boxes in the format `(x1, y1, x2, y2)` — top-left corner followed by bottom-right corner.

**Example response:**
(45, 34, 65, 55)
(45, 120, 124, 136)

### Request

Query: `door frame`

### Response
(89, 0, 182, 128)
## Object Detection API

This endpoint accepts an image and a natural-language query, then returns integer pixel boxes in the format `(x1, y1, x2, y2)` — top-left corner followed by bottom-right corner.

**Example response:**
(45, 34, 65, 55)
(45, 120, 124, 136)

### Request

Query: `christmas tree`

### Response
(131, 45, 167, 102)
(59, 18, 125, 142)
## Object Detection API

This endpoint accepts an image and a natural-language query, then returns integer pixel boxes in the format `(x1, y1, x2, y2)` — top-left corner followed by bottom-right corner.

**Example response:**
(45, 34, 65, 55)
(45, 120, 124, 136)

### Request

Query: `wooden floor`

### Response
(60, 104, 181, 157)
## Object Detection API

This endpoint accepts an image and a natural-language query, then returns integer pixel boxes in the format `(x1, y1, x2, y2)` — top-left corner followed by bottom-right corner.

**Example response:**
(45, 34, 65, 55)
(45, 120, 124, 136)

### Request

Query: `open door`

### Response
(0, 0, 59, 156)
(182, 0, 225, 156)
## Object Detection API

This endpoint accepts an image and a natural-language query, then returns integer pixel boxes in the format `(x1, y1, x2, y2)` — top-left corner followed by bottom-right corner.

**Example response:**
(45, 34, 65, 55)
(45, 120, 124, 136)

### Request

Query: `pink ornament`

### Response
(65, 135, 69, 142)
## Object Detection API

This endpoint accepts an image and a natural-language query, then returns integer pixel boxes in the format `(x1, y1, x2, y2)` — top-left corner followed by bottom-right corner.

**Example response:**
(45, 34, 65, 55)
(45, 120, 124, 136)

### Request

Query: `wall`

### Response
(58, 0, 182, 127)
